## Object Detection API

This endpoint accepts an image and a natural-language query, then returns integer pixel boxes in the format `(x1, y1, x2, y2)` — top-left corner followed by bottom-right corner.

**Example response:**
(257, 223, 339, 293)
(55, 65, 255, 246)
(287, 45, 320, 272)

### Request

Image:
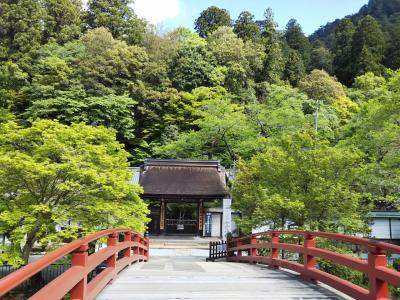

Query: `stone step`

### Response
(149, 242, 210, 249)
(149, 236, 221, 250)
(149, 248, 209, 257)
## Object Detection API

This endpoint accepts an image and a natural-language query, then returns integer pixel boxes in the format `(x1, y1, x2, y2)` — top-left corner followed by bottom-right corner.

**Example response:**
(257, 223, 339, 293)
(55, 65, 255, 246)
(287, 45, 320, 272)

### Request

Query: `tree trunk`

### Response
(21, 238, 36, 264)
(21, 225, 40, 264)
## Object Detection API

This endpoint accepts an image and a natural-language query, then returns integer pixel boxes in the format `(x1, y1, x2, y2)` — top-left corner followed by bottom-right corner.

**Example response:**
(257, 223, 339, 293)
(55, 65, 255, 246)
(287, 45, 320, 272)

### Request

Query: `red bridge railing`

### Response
(0, 228, 149, 299)
(227, 230, 400, 300)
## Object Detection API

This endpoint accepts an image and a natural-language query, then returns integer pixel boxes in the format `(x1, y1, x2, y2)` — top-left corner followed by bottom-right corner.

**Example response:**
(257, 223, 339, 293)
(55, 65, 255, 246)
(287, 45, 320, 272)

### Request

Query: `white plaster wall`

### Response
(370, 218, 390, 239)
(391, 219, 400, 239)
(211, 214, 221, 237)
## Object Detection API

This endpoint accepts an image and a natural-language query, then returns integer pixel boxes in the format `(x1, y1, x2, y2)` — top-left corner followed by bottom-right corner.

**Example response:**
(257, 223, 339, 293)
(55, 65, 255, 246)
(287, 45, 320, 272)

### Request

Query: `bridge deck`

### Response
(97, 256, 348, 300)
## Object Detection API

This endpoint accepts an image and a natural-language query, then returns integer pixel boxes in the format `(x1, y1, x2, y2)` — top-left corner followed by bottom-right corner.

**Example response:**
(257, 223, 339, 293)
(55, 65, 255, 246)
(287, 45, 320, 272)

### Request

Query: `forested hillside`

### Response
(311, 0, 400, 82)
(0, 0, 399, 250)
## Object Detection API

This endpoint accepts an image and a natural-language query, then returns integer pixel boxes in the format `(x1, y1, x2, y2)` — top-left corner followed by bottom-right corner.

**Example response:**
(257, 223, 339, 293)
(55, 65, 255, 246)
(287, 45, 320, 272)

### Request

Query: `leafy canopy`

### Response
(0, 120, 149, 265)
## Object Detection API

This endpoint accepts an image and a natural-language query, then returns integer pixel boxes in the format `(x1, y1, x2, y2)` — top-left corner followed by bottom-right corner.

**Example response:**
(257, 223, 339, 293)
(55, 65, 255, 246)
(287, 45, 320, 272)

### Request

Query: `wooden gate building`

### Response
(130, 159, 229, 236)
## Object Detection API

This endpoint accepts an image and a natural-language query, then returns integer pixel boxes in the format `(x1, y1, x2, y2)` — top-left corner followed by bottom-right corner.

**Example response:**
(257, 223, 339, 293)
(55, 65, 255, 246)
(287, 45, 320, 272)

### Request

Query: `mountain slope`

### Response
(310, 0, 400, 48)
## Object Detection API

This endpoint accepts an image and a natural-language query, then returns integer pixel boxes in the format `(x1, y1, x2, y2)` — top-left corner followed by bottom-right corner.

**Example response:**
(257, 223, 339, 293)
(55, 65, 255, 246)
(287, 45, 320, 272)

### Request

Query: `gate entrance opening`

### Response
(165, 202, 198, 234)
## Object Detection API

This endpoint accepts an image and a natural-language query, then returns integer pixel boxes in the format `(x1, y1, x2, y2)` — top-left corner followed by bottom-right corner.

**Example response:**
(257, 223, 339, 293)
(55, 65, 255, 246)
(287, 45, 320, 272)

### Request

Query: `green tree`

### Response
(351, 15, 386, 77)
(169, 43, 213, 92)
(284, 19, 311, 66)
(384, 17, 400, 70)
(309, 42, 333, 73)
(261, 8, 285, 83)
(233, 11, 261, 43)
(348, 72, 387, 102)
(207, 26, 264, 96)
(0, 61, 28, 110)
(79, 28, 148, 95)
(194, 6, 231, 38)
(0, 120, 149, 265)
(25, 94, 136, 140)
(207, 27, 246, 66)
(43, 0, 82, 44)
(0, 109, 15, 124)
(283, 49, 305, 86)
(261, 8, 279, 41)
(299, 69, 346, 104)
(18, 41, 86, 112)
(129, 85, 197, 163)
(84, 0, 146, 45)
(333, 18, 355, 85)
(155, 87, 263, 167)
(0, 0, 44, 64)
(247, 84, 309, 137)
(342, 74, 400, 209)
(232, 132, 365, 233)
(25, 56, 76, 101)
(331, 96, 359, 125)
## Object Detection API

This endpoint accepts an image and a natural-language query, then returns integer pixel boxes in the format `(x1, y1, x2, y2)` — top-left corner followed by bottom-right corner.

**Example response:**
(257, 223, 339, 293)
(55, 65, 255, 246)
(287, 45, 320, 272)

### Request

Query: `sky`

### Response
(132, 0, 369, 35)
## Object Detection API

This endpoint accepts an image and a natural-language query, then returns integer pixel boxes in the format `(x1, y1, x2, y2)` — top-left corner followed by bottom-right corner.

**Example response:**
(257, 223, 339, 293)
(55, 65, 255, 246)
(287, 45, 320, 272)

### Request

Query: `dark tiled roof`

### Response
(139, 159, 226, 199)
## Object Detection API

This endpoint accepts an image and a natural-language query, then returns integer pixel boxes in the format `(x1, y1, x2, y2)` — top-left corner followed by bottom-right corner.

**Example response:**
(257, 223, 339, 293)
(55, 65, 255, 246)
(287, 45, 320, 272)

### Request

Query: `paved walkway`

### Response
(97, 256, 348, 300)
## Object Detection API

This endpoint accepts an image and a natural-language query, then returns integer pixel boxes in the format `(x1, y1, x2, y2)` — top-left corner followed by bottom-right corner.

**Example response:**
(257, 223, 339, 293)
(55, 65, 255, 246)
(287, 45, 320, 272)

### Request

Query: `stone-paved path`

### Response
(97, 256, 349, 300)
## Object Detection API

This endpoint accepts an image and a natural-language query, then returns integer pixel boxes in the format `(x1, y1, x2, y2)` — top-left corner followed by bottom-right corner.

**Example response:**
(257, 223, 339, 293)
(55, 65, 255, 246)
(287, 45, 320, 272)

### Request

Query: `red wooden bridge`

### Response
(0, 229, 399, 299)
(0, 228, 149, 300)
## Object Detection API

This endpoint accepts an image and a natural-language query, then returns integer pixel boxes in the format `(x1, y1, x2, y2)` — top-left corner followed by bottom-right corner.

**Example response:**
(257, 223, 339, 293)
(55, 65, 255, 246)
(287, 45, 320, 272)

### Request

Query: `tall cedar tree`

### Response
(233, 11, 261, 43)
(43, 0, 82, 44)
(261, 8, 285, 83)
(283, 49, 305, 86)
(351, 15, 386, 78)
(333, 18, 355, 85)
(309, 41, 333, 73)
(0, 0, 44, 63)
(194, 6, 231, 38)
(384, 16, 400, 70)
(284, 19, 311, 66)
(85, 0, 146, 45)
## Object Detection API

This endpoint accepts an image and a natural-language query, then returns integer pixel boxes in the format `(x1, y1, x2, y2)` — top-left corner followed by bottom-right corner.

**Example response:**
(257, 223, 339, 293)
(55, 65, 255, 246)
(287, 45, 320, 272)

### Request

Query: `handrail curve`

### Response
(227, 230, 400, 300)
(0, 228, 149, 300)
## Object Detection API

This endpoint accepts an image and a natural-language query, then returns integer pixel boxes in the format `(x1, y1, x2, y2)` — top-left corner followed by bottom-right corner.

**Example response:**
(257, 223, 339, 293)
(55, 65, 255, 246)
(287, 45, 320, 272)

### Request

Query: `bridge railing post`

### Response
(250, 235, 257, 261)
(271, 232, 279, 269)
(141, 238, 145, 257)
(226, 239, 233, 260)
(368, 245, 389, 300)
(107, 232, 118, 282)
(124, 231, 132, 260)
(133, 234, 140, 258)
(302, 232, 316, 282)
(237, 239, 243, 257)
(70, 243, 89, 300)
(144, 237, 150, 260)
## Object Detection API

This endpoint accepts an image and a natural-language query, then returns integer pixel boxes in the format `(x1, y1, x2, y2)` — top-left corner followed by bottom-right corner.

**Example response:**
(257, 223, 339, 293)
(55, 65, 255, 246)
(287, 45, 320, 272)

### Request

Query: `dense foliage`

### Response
(0, 0, 399, 263)
(0, 120, 149, 265)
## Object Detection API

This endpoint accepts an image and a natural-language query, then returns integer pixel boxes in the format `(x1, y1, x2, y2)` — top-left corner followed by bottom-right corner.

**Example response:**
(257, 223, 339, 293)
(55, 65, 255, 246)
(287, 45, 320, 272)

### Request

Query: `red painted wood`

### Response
(250, 236, 257, 257)
(228, 230, 400, 300)
(0, 239, 82, 293)
(70, 244, 89, 299)
(309, 268, 370, 299)
(0, 228, 149, 300)
(368, 248, 389, 300)
(31, 267, 86, 300)
(302, 233, 316, 282)
(87, 267, 115, 299)
(276, 242, 304, 253)
(307, 247, 369, 273)
(270, 233, 279, 269)
(237, 240, 243, 257)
